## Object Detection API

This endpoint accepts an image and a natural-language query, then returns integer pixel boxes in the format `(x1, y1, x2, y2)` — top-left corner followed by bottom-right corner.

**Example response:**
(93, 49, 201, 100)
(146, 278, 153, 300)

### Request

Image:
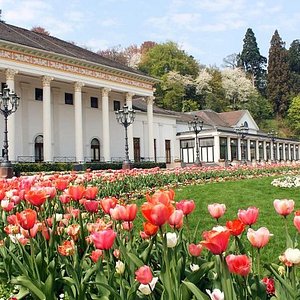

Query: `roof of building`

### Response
(0, 21, 152, 79)
(218, 110, 246, 127)
(133, 98, 178, 116)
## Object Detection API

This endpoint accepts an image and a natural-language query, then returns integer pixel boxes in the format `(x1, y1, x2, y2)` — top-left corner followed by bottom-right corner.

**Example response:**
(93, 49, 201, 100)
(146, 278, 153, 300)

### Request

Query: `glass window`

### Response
(65, 93, 73, 105)
(91, 97, 98, 108)
(220, 137, 227, 160)
(34, 135, 43, 162)
(199, 138, 214, 147)
(250, 140, 256, 160)
(35, 88, 43, 101)
(114, 100, 121, 111)
(231, 138, 238, 160)
(91, 138, 100, 161)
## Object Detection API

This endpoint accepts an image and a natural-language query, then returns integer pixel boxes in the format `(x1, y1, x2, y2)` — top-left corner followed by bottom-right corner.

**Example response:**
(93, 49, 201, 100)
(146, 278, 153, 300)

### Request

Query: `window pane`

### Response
(114, 100, 121, 111)
(65, 93, 73, 105)
(35, 88, 43, 101)
(91, 97, 98, 108)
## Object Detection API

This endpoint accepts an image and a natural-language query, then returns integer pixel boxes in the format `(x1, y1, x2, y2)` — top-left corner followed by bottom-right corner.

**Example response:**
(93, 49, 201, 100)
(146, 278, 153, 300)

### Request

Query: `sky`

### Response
(0, 0, 299, 67)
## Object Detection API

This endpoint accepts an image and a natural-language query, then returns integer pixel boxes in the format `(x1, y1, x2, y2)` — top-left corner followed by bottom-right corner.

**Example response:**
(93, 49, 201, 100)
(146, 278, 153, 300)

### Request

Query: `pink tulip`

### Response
(226, 254, 251, 276)
(91, 229, 117, 250)
(247, 227, 272, 249)
(84, 200, 99, 213)
(273, 199, 294, 217)
(208, 203, 226, 220)
(294, 211, 300, 232)
(135, 265, 153, 285)
(169, 210, 184, 229)
(238, 206, 259, 226)
(188, 243, 203, 257)
(176, 200, 195, 215)
(110, 204, 137, 221)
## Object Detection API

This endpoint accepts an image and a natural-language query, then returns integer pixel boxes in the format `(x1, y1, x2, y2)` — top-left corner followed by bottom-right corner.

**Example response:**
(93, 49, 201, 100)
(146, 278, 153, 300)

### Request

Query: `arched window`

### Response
(91, 138, 100, 161)
(243, 121, 249, 128)
(34, 135, 43, 162)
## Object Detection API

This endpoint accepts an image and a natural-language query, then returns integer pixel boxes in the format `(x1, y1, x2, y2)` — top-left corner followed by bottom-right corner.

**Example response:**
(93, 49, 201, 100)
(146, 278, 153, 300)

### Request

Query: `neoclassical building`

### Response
(0, 22, 299, 166)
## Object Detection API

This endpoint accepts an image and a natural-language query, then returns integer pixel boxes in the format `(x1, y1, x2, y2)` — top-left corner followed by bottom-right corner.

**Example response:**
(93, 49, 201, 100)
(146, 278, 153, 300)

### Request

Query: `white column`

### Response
(74, 82, 84, 163)
(42, 76, 53, 162)
(256, 140, 260, 161)
(283, 143, 286, 161)
(213, 135, 220, 163)
(277, 144, 280, 161)
(263, 141, 267, 161)
(6, 69, 18, 162)
(247, 139, 251, 161)
(126, 93, 134, 161)
(102, 88, 111, 161)
(147, 96, 154, 160)
(227, 137, 231, 161)
(271, 141, 274, 161)
(237, 138, 242, 161)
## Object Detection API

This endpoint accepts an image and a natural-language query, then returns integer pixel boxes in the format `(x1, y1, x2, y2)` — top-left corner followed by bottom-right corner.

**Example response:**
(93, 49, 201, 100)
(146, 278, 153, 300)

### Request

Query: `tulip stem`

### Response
(257, 248, 261, 277)
(30, 237, 40, 282)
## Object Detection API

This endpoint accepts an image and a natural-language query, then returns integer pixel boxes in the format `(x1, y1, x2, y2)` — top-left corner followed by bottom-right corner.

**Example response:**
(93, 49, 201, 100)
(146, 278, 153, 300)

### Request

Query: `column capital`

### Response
(74, 81, 85, 92)
(102, 88, 111, 98)
(146, 96, 155, 105)
(42, 76, 54, 87)
(126, 92, 135, 102)
(5, 68, 18, 81)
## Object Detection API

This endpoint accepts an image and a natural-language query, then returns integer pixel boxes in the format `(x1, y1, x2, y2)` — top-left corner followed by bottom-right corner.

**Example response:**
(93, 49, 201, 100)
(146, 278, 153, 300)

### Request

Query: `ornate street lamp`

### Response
(0, 85, 20, 178)
(115, 104, 135, 169)
(234, 124, 249, 164)
(188, 116, 203, 166)
(267, 129, 277, 161)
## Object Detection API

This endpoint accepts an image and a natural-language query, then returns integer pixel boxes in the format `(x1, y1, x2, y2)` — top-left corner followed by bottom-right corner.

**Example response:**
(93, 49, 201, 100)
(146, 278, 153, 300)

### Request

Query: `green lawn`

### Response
(172, 176, 300, 264)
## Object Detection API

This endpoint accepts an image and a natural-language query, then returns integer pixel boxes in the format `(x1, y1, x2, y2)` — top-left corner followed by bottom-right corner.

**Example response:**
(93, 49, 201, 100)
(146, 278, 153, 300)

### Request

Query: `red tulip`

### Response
(169, 210, 184, 229)
(43, 186, 57, 199)
(141, 202, 174, 227)
(68, 185, 85, 201)
(91, 229, 116, 250)
(226, 219, 245, 236)
(143, 222, 159, 236)
(58, 240, 75, 256)
(146, 189, 175, 205)
(208, 203, 226, 220)
(25, 189, 48, 206)
(226, 254, 251, 276)
(135, 265, 153, 284)
(247, 227, 272, 249)
(200, 229, 230, 255)
(176, 200, 195, 215)
(118, 204, 138, 222)
(90, 249, 103, 263)
(100, 197, 118, 214)
(273, 199, 294, 217)
(262, 277, 275, 296)
(85, 186, 98, 200)
(59, 193, 71, 204)
(294, 211, 300, 232)
(16, 209, 37, 230)
(55, 178, 69, 191)
(84, 200, 99, 213)
(188, 243, 203, 257)
(238, 206, 259, 226)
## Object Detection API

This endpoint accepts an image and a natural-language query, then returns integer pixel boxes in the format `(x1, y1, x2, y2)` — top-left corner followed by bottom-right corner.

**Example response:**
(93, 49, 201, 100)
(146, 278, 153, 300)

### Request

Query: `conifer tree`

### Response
(288, 40, 300, 95)
(240, 28, 267, 94)
(267, 30, 290, 117)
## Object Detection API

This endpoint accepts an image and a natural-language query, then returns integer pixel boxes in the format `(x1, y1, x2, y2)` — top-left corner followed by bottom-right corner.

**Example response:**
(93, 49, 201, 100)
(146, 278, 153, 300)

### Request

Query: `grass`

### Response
(172, 176, 300, 264)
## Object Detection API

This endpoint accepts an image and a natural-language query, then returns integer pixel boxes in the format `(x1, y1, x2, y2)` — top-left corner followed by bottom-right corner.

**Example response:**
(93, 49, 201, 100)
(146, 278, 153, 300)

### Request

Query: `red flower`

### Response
(100, 197, 118, 214)
(146, 189, 175, 205)
(188, 243, 203, 257)
(58, 240, 75, 256)
(85, 186, 98, 200)
(68, 185, 85, 201)
(90, 249, 103, 263)
(200, 229, 230, 255)
(226, 254, 251, 276)
(16, 209, 37, 230)
(238, 206, 259, 226)
(262, 277, 275, 296)
(294, 211, 300, 232)
(91, 229, 116, 250)
(141, 202, 174, 227)
(143, 222, 159, 236)
(226, 219, 245, 236)
(84, 200, 99, 213)
(111, 204, 138, 222)
(55, 178, 69, 191)
(176, 200, 195, 215)
(135, 265, 153, 284)
(25, 189, 48, 206)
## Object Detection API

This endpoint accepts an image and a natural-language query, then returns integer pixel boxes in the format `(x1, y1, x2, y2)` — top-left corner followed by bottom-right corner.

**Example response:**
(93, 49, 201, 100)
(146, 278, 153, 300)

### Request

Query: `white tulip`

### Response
(206, 288, 224, 300)
(166, 232, 178, 248)
(138, 277, 158, 295)
(190, 264, 200, 272)
(284, 248, 300, 265)
(115, 260, 125, 274)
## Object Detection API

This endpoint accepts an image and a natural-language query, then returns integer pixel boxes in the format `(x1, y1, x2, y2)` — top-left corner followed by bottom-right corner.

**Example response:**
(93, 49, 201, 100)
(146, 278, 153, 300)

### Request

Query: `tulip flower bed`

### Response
(0, 164, 299, 299)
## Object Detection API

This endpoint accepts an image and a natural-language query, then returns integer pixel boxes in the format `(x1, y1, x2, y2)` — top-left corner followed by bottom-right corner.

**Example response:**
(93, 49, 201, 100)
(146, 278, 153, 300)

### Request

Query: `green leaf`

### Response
(127, 252, 144, 268)
(88, 282, 122, 299)
(11, 275, 46, 300)
(187, 262, 214, 284)
(182, 281, 210, 300)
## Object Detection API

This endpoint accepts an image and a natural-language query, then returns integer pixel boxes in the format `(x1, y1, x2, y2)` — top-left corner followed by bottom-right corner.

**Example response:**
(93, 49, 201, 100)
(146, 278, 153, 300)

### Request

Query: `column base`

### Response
(0, 166, 14, 178)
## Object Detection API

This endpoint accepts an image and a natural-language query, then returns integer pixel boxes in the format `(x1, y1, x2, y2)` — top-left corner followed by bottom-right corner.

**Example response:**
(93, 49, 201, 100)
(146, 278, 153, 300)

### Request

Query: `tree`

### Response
(267, 30, 291, 117)
(138, 41, 199, 78)
(31, 26, 50, 35)
(222, 53, 239, 69)
(221, 68, 256, 110)
(239, 28, 267, 94)
(287, 95, 300, 135)
(288, 40, 300, 95)
(97, 45, 127, 65)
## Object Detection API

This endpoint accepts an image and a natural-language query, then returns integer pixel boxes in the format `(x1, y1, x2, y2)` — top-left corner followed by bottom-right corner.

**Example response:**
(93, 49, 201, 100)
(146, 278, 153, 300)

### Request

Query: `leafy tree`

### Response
(97, 45, 127, 65)
(267, 30, 291, 117)
(239, 28, 267, 94)
(31, 26, 50, 35)
(288, 40, 300, 95)
(138, 41, 199, 78)
(287, 95, 300, 135)
(221, 68, 256, 110)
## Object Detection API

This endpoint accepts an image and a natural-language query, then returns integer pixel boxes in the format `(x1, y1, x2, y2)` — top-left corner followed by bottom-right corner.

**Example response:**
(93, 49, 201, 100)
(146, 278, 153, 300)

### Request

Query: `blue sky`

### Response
(0, 0, 299, 67)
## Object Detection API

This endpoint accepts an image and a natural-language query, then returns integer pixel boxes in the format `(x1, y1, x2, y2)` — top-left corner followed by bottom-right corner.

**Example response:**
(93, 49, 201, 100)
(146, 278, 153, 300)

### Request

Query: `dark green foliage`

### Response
(288, 40, 300, 95)
(239, 28, 267, 95)
(267, 30, 291, 117)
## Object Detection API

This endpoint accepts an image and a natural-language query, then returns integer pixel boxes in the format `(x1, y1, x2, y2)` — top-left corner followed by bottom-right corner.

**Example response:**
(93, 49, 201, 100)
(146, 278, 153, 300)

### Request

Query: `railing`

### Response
(53, 156, 76, 163)
(17, 156, 36, 162)
(84, 156, 105, 163)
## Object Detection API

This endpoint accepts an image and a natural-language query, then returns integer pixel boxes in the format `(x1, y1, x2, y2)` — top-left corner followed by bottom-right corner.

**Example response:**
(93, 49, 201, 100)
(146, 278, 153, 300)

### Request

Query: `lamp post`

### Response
(115, 104, 135, 169)
(188, 116, 203, 166)
(267, 129, 277, 162)
(0, 85, 20, 178)
(234, 124, 249, 164)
